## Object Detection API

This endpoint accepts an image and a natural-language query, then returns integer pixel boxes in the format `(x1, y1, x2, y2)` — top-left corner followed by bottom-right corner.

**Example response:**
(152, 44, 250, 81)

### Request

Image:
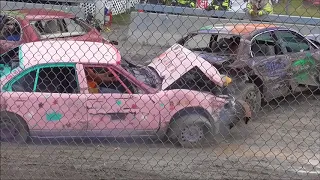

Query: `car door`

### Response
(2, 63, 88, 137)
(273, 30, 320, 87)
(80, 64, 159, 137)
(250, 31, 291, 100)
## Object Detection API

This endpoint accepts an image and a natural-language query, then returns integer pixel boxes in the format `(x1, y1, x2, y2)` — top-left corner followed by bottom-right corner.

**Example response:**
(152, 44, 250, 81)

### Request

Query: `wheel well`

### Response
(0, 111, 30, 134)
(166, 106, 213, 135)
(248, 75, 264, 94)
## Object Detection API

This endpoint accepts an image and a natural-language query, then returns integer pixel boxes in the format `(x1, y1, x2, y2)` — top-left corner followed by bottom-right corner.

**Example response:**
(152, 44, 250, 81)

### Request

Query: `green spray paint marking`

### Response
(116, 100, 122, 106)
(160, 103, 165, 108)
(200, 25, 214, 30)
(292, 54, 316, 81)
(46, 111, 63, 122)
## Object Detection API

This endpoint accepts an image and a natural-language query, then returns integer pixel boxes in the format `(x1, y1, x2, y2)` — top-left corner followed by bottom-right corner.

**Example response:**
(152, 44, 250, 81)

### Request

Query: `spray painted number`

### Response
(259, 61, 287, 77)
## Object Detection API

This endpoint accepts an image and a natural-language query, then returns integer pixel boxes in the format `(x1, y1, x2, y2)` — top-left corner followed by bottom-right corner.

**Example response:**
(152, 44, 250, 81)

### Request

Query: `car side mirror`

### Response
(109, 40, 118, 45)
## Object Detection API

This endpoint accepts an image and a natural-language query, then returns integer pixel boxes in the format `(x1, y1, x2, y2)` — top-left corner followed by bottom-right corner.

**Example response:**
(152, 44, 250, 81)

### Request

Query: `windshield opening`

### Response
(121, 64, 162, 90)
(30, 17, 91, 40)
(184, 33, 241, 56)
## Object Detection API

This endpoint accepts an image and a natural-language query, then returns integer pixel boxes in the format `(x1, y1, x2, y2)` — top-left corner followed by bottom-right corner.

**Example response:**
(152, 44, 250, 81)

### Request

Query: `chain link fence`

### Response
(0, 0, 320, 179)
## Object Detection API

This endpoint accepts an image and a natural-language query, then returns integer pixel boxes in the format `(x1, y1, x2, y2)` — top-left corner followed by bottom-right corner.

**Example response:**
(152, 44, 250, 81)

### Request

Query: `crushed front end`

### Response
(211, 76, 252, 137)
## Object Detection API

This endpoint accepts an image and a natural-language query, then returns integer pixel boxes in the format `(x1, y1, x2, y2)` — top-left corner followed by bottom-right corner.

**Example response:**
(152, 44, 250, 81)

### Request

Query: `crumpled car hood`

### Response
(147, 44, 224, 90)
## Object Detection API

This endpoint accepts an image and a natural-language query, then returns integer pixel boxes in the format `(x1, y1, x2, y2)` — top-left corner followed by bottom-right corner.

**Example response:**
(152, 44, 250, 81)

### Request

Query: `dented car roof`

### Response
(21, 40, 121, 67)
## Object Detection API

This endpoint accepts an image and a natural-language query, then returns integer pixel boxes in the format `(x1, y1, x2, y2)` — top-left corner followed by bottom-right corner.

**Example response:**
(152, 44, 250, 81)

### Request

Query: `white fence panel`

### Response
(80, 0, 140, 17)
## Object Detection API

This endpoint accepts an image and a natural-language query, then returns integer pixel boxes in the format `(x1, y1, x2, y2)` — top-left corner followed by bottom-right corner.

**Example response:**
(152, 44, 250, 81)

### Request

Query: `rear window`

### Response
(30, 18, 91, 39)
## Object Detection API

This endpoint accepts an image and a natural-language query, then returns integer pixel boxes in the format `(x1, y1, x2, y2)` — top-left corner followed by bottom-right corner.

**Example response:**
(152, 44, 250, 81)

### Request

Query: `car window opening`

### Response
(185, 33, 241, 56)
(31, 18, 90, 40)
(251, 32, 284, 57)
(84, 66, 139, 94)
(121, 63, 162, 90)
(10, 66, 79, 93)
(36, 66, 79, 93)
(275, 31, 311, 53)
(0, 16, 21, 41)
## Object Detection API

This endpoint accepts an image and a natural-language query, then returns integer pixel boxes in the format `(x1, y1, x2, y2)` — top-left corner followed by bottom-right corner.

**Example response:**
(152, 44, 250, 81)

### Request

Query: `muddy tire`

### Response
(168, 114, 212, 148)
(0, 111, 29, 144)
(236, 83, 262, 119)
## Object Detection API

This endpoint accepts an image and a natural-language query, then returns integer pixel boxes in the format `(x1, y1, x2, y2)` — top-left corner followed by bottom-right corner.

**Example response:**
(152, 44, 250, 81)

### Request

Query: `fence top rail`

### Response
(135, 4, 320, 26)
(1, 0, 94, 3)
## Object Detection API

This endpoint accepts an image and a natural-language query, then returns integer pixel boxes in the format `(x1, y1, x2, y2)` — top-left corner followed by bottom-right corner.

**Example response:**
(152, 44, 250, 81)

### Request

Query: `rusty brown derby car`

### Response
(177, 23, 320, 117)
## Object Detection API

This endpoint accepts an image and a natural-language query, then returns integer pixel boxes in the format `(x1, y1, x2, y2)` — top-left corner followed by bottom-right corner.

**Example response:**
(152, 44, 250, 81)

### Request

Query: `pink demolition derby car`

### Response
(0, 40, 251, 148)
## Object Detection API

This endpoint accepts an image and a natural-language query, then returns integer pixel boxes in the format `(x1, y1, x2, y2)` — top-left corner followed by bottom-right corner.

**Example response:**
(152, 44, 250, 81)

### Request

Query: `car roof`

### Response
(20, 40, 121, 68)
(198, 23, 282, 36)
(1, 8, 74, 20)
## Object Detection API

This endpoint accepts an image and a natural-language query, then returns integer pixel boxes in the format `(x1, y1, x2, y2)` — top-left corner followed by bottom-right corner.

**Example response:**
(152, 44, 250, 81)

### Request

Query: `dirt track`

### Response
(1, 25, 320, 180)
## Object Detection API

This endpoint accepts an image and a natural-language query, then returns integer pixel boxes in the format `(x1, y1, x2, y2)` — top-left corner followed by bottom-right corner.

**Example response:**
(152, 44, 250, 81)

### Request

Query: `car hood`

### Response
(147, 44, 224, 90)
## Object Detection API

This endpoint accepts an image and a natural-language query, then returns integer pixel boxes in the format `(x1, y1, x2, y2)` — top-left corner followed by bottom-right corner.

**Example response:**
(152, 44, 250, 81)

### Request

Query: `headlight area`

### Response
(221, 75, 232, 86)
(218, 99, 247, 129)
(218, 74, 252, 120)
(219, 75, 233, 96)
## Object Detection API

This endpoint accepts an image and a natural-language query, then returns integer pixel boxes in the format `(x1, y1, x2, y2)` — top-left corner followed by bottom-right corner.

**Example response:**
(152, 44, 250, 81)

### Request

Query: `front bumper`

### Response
(213, 96, 251, 137)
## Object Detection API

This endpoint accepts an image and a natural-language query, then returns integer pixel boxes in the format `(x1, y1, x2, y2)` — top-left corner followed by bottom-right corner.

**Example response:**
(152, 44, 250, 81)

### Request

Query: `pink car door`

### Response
(2, 63, 89, 136)
(79, 64, 159, 137)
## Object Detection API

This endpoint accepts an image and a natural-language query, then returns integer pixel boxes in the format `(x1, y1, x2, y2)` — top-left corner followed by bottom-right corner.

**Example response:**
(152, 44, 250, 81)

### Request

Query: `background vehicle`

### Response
(177, 23, 320, 116)
(0, 8, 117, 54)
(0, 40, 250, 148)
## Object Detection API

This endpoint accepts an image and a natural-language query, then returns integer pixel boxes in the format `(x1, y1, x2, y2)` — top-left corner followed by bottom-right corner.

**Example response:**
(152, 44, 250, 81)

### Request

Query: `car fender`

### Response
(156, 106, 214, 139)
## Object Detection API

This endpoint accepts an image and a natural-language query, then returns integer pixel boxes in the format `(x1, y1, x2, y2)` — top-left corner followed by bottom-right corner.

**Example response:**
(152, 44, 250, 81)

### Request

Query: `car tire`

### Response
(0, 111, 29, 144)
(235, 83, 261, 119)
(169, 114, 212, 148)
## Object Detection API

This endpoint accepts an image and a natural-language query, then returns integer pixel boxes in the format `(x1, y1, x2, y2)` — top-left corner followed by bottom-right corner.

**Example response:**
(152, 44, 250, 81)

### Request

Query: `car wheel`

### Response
(169, 114, 212, 148)
(236, 83, 261, 118)
(0, 111, 29, 144)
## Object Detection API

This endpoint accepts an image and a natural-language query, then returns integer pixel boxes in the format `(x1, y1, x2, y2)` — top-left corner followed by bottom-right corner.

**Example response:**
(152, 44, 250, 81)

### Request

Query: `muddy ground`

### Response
(1, 25, 320, 179)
